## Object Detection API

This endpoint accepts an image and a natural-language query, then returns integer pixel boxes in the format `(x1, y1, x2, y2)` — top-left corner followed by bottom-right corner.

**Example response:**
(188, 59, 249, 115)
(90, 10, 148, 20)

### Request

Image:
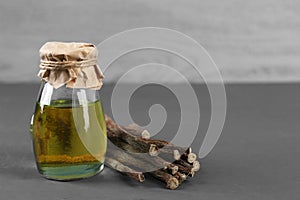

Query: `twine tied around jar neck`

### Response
(38, 42, 104, 90)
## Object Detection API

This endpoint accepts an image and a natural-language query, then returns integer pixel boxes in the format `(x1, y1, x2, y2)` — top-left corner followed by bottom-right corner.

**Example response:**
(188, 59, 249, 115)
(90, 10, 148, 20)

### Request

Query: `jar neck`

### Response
(37, 82, 100, 107)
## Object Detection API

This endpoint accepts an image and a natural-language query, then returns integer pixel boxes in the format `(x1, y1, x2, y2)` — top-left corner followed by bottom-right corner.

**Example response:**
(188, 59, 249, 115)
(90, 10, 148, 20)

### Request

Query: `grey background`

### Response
(0, 0, 300, 83)
(0, 1, 300, 199)
(0, 83, 299, 199)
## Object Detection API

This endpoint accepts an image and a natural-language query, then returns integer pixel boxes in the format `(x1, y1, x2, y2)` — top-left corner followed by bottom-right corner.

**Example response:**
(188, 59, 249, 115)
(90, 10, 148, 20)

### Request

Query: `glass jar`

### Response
(30, 42, 106, 180)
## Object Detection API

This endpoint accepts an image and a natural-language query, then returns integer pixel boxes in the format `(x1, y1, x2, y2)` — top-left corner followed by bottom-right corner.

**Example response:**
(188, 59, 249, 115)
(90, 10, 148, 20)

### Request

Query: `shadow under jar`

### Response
(30, 42, 106, 181)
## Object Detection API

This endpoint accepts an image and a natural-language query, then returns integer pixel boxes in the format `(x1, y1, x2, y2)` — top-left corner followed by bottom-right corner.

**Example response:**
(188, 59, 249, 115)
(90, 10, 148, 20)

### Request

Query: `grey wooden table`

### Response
(0, 83, 299, 200)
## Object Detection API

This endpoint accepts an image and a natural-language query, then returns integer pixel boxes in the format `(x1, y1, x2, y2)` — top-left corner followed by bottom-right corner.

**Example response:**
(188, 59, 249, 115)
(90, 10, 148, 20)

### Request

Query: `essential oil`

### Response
(31, 99, 106, 180)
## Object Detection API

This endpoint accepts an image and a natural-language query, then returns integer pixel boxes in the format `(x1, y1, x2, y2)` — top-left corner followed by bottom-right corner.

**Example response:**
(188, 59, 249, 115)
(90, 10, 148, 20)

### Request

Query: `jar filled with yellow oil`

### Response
(30, 42, 106, 180)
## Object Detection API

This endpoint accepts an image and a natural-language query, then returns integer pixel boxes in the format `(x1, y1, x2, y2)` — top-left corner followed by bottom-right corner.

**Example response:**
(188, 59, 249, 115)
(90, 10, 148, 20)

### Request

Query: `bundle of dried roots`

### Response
(105, 115, 201, 190)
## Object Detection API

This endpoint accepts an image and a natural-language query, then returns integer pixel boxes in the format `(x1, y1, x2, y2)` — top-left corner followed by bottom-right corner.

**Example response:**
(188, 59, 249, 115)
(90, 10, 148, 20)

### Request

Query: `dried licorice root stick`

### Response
(149, 169, 179, 190)
(106, 144, 153, 171)
(192, 160, 201, 172)
(175, 163, 194, 177)
(122, 124, 150, 139)
(106, 115, 157, 155)
(107, 140, 160, 170)
(105, 157, 145, 182)
(173, 172, 187, 185)
(179, 147, 197, 164)
(119, 119, 194, 160)
(174, 159, 200, 177)
(107, 140, 176, 174)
